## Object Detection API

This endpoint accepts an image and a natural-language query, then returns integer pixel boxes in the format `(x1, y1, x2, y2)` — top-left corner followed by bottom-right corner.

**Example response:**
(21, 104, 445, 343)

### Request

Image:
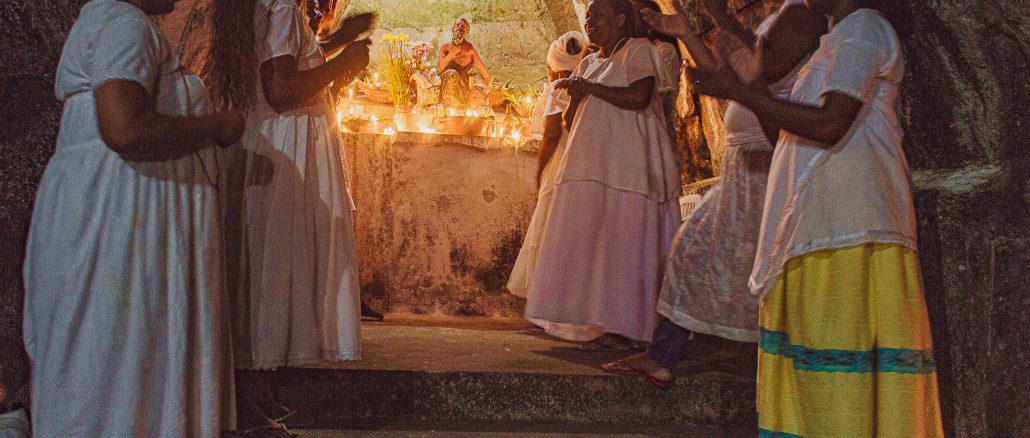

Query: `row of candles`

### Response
(335, 109, 525, 140)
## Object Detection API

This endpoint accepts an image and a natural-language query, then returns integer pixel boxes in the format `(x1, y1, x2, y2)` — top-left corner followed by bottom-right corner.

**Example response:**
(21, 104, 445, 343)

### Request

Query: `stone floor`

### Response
(269, 314, 758, 435)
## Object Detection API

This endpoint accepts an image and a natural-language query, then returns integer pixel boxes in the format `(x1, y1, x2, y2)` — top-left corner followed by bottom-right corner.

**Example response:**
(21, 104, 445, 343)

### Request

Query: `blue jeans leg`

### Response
(645, 317, 691, 370)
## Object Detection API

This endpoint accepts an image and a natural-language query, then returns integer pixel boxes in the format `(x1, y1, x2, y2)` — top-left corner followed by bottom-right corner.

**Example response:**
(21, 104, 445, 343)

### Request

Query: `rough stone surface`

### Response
(269, 316, 757, 427)
(341, 132, 538, 316)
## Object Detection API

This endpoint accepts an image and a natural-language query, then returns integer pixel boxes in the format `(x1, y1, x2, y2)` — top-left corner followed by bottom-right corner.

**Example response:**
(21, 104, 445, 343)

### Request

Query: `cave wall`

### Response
(1, 0, 1028, 435)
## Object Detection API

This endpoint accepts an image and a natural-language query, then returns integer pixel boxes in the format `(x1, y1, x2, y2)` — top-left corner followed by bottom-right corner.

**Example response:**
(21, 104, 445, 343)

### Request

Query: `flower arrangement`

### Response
(375, 33, 418, 107)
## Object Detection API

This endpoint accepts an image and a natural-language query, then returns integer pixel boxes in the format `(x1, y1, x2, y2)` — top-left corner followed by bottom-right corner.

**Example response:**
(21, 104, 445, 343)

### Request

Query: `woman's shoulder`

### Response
(834, 8, 898, 45)
(80, 0, 152, 29)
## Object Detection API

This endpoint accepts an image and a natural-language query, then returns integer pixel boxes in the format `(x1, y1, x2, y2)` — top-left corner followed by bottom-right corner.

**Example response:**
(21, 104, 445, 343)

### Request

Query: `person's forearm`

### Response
(438, 51, 457, 72)
(112, 113, 222, 161)
(583, 81, 652, 110)
(537, 129, 561, 184)
(676, 32, 719, 70)
(563, 96, 582, 129)
(319, 27, 362, 54)
(733, 88, 849, 146)
(266, 55, 362, 112)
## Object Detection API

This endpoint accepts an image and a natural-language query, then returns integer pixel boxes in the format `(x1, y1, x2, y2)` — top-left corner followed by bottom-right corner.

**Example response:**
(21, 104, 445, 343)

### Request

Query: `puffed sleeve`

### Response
(623, 40, 665, 87)
(92, 12, 163, 94)
(655, 42, 681, 93)
(258, 0, 304, 63)
(821, 17, 890, 102)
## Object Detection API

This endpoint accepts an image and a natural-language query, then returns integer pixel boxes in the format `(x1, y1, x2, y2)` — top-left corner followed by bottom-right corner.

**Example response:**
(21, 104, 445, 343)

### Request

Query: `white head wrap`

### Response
(546, 31, 586, 73)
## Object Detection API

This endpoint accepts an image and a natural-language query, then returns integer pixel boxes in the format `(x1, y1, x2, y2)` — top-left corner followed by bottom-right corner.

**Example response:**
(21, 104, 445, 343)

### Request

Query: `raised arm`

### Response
(261, 39, 371, 113)
(688, 64, 862, 146)
(95, 80, 243, 161)
(639, 3, 718, 69)
(318, 12, 377, 57)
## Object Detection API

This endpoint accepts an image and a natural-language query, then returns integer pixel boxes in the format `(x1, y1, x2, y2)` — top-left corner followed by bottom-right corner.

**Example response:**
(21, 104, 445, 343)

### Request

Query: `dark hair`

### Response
(208, 0, 259, 111)
(603, 0, 637, 38)
(632, 0, 682, 60)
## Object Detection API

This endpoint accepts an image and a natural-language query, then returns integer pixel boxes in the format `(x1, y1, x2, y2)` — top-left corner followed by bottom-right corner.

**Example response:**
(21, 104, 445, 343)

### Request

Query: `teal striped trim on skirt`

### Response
(759, 328, 936, 374)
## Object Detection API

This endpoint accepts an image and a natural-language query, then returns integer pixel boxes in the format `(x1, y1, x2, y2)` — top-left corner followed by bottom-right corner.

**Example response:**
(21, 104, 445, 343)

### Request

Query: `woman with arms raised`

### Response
(23, 0, 244, 435)
(689, 0, 943, 435)
(602, 0, 826, 387)
(208, 1, 373, 432)
(522, 0, 681, 348)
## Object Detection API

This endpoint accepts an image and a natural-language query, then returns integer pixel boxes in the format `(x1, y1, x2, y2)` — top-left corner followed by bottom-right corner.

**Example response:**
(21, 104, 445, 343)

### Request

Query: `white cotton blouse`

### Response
(750, 9, 912, 296)
(557, 37, 681, 203)
(252, 0, 326, 114)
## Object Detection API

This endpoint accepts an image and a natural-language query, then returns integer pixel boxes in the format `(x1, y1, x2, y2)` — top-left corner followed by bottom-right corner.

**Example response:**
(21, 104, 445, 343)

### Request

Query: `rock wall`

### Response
(342, 132, 537, 316)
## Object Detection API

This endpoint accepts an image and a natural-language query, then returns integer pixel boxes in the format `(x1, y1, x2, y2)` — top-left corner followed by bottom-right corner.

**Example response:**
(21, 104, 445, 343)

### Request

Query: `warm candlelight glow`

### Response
(348, 88, 354, 101)
(383, 127, 396, 135)
(511, 129, 521, 140)
(523, 95, 533, 105)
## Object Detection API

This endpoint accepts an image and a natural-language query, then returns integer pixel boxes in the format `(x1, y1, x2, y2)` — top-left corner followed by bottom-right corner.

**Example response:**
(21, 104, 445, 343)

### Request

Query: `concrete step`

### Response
(263, 315, 757, 430)
(296, 420, 756, 437)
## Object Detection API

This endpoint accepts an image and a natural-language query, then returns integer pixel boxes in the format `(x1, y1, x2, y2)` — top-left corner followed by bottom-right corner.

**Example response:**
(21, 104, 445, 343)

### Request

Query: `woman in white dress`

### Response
(602, 0, 826, 386)
(507, 31, 590, 341)
(208, 0, 373, 430)
(22, 0, 244, 435)
(523, 0, 682, 346)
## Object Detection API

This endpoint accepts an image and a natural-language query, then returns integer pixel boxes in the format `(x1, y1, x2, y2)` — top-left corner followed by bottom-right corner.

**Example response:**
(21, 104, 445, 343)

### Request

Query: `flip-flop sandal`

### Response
(601, 359, 673, 390)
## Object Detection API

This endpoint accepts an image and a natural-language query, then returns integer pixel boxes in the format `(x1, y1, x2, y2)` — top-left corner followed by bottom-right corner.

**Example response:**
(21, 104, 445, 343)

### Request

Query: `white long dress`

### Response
(523, 38, 682, 342)
(22, 1, 233, 436)
(656, 0, 807, 342)
(230, 0, 361, 369)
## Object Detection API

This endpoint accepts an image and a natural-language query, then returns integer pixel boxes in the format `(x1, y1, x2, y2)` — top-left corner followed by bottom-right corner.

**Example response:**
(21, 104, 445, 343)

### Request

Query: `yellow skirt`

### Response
(757, 243, 944, 438)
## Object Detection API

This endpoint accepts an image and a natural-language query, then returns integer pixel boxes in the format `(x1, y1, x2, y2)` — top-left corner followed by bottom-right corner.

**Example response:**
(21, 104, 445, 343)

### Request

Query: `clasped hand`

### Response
(553, 77, 589, 99)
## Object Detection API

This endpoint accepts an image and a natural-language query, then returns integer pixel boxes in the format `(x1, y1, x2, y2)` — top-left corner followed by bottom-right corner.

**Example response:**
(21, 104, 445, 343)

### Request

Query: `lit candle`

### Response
(348, 88, 354, 101)
(511, 129, 521, 140)
(523, 95, 533, 106)
(373, 73, 380, 87)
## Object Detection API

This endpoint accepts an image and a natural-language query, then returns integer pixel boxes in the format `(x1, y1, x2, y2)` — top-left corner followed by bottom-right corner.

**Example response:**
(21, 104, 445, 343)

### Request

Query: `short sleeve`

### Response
(655, 42, 681, 93)
(259, 2, 304, 63)
(821, 18, 889, 101)
(623, 41, 662, 85)
(92, 13, 163, 93)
